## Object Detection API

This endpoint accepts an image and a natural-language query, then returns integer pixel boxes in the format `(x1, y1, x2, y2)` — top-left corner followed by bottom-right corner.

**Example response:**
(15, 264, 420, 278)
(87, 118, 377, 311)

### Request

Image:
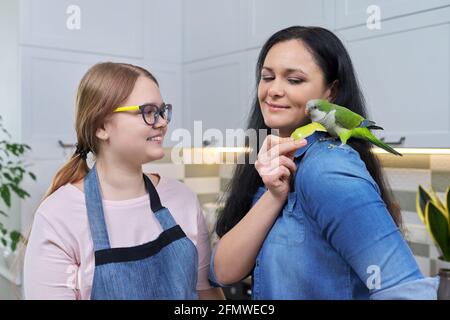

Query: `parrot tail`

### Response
(353, 128, 403, 156)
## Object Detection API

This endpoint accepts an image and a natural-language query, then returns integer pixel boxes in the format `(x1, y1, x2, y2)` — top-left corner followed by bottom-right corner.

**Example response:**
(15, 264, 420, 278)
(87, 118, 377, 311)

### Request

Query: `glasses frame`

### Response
(113, 103, 172, 127)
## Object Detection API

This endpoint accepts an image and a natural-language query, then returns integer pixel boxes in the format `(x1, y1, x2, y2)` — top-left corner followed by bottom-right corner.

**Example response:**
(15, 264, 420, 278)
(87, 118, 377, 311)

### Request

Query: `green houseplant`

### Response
(416, 185, 450, 264)
(416, 184, 450, 300)
(0, 116, 36, 256)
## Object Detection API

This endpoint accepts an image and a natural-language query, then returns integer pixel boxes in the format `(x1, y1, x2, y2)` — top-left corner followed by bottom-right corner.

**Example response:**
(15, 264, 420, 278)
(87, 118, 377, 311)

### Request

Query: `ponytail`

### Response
(43, 146, 91, 200)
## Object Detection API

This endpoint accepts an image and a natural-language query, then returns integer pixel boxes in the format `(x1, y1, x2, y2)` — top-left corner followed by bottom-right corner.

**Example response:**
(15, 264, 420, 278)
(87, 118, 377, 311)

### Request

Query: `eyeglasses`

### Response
(113, 103, 172, 127)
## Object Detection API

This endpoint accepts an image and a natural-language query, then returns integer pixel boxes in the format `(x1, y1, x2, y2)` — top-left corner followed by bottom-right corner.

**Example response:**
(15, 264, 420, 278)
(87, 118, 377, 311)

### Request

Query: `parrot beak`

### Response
(305, 106, 310, 116)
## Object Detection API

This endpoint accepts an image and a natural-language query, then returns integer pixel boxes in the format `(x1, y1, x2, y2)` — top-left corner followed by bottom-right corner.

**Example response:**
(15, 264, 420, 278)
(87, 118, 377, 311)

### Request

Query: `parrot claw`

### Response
(338, 143, 349, 150)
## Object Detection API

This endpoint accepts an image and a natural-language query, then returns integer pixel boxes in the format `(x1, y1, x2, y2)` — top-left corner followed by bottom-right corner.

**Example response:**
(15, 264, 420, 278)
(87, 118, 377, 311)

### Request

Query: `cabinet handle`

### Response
(58, 140, 76, 149)
(202, 137, 217, 147)
(379, 136, 406, 145)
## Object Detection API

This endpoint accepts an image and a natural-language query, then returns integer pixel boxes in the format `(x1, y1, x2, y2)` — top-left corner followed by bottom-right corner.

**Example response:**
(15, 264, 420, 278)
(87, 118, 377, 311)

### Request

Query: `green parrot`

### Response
(304, 99, 402, 156)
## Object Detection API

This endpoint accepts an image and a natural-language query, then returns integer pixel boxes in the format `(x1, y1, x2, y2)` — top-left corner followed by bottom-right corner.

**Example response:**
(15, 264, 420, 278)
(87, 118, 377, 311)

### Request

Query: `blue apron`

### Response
(84, 164, 198, 300)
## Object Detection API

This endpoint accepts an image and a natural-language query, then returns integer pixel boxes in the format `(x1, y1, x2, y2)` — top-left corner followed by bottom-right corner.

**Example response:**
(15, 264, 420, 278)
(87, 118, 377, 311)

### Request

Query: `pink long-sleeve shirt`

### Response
(24, 175, 213, 299)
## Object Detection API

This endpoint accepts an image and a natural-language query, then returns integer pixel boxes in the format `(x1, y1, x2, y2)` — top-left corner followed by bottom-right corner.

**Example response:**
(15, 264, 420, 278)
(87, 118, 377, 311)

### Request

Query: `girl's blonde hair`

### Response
(44, 62, 158, 199)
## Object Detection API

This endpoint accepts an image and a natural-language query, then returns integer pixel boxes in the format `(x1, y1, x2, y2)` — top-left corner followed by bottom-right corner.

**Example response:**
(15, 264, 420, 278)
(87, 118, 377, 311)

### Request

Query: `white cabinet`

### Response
(337, 7, 450, 148)
(335, 0, 450, 30)
(19, 0, 146, 58)
(183, 0, 247, 62)
(145, 0, 183, 63)
(246, 48, 261, 107)
(183, 52, 251, 147)
(247, 0, 336, 48)
(19, 0, 183, 64)
(183, 0, 336, 61)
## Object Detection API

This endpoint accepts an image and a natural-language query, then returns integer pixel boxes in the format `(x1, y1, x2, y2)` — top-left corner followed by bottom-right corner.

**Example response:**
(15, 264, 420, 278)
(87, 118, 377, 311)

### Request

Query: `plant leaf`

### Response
(9, 184, 30, 199)
(9, 230, 21, 242)
(28, 172, 36, 181)
(1, 185, 11, 207)
(446, 186, 450, 214)
(3, 172, 13, 182)
(9, 231, 21, 252)
(416, 185, 432, 223)
(446, 186, 450, 235)
(430, 186, 445, 211)
(426, 201, 450, 261)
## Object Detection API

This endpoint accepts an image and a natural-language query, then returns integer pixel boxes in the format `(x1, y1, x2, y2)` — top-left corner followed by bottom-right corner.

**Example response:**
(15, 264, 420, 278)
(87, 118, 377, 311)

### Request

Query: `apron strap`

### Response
(143, 174, 163, 212)
(143, 174, 181, 231)
(85, 164, 112, 251)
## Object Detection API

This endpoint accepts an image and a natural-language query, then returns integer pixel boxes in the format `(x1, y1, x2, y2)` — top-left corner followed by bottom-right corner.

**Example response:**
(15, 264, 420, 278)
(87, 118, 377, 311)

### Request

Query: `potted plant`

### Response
(416, 185, 450, 299)
(0, 116, 36, 268)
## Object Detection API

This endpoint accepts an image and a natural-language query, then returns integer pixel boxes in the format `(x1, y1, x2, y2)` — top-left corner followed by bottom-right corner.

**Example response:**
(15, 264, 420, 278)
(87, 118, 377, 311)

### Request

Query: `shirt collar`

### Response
(294, 130, 329, 159)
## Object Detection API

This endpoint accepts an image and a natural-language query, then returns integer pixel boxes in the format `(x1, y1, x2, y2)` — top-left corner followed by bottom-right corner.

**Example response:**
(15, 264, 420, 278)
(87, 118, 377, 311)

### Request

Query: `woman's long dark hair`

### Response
(216, 26, 401, 237)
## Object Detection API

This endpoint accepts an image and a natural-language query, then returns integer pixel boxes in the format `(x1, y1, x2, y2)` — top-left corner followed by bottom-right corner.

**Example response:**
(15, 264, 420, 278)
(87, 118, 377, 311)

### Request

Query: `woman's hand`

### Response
(213, 135, 307, 285)
(254, 135, 307, 201)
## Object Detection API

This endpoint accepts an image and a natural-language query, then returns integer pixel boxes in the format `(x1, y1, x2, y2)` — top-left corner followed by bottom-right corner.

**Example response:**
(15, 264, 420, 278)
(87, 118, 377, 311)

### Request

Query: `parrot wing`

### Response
(334, 105, 365, 129)
(359, 119, 384, 130)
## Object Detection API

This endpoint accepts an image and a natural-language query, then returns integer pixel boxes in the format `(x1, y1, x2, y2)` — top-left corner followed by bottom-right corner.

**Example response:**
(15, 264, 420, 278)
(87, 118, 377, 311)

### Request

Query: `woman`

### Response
(24, 62, 224, 300)
(210, 26, 438, 299)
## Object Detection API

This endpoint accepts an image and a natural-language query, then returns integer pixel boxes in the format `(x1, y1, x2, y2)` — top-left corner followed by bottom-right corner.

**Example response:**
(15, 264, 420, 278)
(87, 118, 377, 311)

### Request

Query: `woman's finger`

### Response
(264, 165, 291, 185)
(266, 139, 306, 161)
(264, 156, 296, 175)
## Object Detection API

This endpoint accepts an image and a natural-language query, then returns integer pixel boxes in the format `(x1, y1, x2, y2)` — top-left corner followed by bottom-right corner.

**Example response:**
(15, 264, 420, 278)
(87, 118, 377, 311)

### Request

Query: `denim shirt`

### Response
(209, 132, 438, 299)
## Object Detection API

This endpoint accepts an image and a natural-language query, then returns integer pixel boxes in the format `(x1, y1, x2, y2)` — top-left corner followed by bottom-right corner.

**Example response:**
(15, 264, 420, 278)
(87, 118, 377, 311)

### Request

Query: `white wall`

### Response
(0, 0, 20, 140)
(0, 0, 22, 300)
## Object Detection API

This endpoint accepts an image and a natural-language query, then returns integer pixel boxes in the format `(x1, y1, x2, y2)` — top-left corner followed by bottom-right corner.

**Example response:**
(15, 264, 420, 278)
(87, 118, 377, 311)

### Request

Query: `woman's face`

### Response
(102, 76, 168, 164)
(258, 39, 333, 137)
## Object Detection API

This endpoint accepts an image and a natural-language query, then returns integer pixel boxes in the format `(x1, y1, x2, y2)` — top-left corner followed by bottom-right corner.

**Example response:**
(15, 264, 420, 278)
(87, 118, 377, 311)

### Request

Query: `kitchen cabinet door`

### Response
(335, 0, 450, 30)
(246, 0, 336, 48)
(337, 7, 450, 148)
(246, 48, 261, 109)
(183, 52, 250, 147)
(19, 0, 145, 58)
(145, 0, 183, 64)
(183, 0, 247, 62)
